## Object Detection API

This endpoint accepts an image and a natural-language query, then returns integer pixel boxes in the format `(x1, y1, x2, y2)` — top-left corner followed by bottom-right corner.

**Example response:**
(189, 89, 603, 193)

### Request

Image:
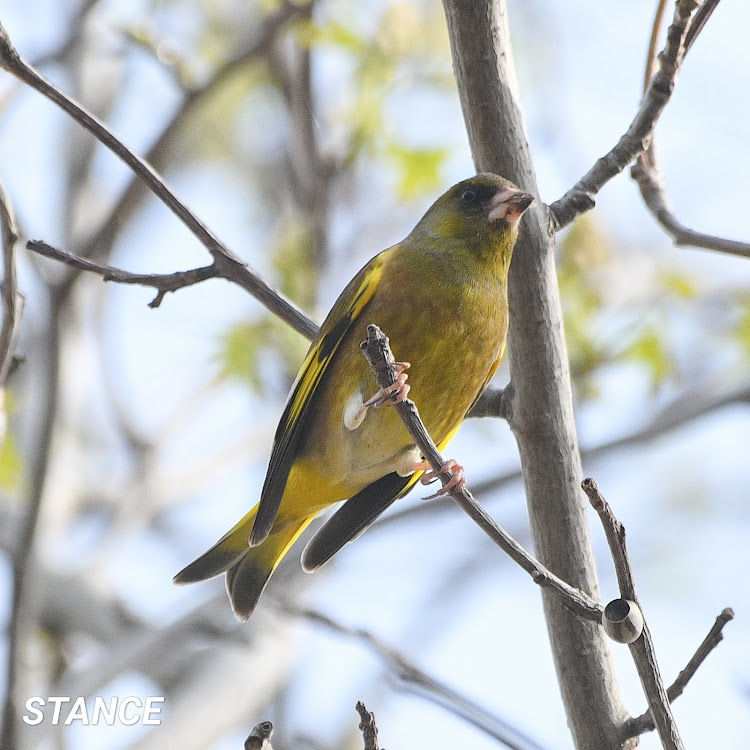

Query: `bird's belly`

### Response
(310, 322, 503, 492)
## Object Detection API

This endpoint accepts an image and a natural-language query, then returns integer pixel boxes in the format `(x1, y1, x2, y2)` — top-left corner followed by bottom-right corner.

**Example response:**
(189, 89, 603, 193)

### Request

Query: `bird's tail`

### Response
(174, 506, 313, 620)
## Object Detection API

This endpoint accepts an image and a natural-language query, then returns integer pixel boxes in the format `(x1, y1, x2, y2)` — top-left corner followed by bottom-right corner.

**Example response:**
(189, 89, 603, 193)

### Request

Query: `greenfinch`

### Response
(175, 174, 533, 619)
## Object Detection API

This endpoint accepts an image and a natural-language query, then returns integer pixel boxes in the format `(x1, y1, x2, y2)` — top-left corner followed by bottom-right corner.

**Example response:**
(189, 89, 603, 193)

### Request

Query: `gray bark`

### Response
(441, 2, 635, 747)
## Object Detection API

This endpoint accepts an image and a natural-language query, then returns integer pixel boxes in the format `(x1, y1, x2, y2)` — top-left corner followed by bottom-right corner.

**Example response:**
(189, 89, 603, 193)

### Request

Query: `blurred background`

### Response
(0, 0, 748, 748)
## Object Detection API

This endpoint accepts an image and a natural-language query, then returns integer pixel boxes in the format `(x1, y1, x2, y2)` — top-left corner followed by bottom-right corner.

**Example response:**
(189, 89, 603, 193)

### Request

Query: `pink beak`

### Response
(488, 187, 535, 229)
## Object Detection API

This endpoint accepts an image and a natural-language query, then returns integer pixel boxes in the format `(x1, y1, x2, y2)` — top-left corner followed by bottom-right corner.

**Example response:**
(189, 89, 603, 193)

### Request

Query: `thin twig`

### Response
(0, 178, 23, 386)
(643, 0, 670, 91)
(623, 607, 734, 738)
(583, 478, 684, 750)
(0, 177, 26, 750)
(631, 161, 750, 258)
(631, 1, 749, 258)
(549, 0, 701, 232)
(0, 16, 318, 339)
(283, 604, 548, 750)
(374, 378, 750, 532)
(27, 239, 218, 308)
(684, 0, 723, 54)
(75, 1, 311, 268)
(355, 702, 381, 750)
(360, 324, 602, 622)
(0, 300, 60, 750)
(582, 480, 637, 600)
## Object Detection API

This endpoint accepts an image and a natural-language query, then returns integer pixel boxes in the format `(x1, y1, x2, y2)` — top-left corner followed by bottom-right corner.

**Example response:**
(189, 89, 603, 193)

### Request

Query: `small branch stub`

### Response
(244, 720, 274, 750)
(356, 701, 381, 750)
(603, 598, 644, 644)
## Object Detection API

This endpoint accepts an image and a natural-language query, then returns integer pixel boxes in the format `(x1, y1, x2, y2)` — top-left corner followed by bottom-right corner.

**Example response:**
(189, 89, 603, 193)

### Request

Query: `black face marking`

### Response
(461, 188, 477, 204)
(457, 180, 503, 215)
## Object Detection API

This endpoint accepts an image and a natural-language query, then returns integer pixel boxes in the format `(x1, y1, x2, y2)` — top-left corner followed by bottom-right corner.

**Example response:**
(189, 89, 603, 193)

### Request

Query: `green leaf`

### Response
(557, 214, 612, 396)
(660, 268, 698, 299)
(218, 317, 309, 394)
(733, 300, 750, 359)
(273, 218, 316, 310)
(294, 18, 366, 54)
(387, 144, 448, 201)
(0, 430, 21, 492)
(621, 325, 674, 388)
(219, 321, 270, 390)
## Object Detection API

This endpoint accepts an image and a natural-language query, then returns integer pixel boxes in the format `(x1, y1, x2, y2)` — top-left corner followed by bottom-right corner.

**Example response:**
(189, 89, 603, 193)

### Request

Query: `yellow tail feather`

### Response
(174, 508, 314, 620)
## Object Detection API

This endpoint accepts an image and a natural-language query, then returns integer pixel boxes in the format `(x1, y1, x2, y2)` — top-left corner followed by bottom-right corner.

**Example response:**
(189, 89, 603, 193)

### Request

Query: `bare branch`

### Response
(643, 0, 670, 90)
(583, 479, 684, 750)
(27, 239, 218, 308)
(379, 380, 750, 544)
(684, 0, 723, 53)
(355, 703, 381, 750)
(548, 0, 701, 232)
(631, 159, 750, 258)
(0, 295, 60, 750)
(624, 608, 735, 738)
(467, 385, 511, 420)
(582, 480, 638, 601)
(442, 0, 634, 741)
(0, 14, 318, 339)
(76, 1, 313, 269)
(284, 604, 548, 750)
(631, 1, 750, 258)
(361, 324, 602, 622)
(0, 178, 23, 387)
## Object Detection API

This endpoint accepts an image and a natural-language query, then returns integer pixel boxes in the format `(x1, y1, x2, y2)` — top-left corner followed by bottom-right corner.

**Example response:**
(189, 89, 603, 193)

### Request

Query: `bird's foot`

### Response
(419, 459, 466, 500)
(362, 362, 411, 408)
(344, 363, 410, 431)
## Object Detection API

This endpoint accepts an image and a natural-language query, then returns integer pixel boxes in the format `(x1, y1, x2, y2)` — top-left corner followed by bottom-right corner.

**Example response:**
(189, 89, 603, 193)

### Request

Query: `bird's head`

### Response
(412, 174, 534, 255)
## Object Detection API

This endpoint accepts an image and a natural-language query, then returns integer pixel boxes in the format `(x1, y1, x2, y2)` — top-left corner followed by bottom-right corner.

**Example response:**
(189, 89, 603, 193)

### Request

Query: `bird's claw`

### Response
(420, 459, 466, 500)
(363, 363, 411, 408)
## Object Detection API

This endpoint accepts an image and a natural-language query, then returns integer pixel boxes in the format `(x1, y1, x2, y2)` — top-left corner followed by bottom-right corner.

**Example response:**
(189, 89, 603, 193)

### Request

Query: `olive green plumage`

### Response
(175, 173, 533, 619)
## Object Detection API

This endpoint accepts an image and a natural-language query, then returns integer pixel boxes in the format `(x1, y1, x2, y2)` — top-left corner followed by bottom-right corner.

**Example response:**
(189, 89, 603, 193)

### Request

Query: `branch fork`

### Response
(548, 0, 750, 262)
(361, 323, 735, 747)
(583, 477, 734, 746)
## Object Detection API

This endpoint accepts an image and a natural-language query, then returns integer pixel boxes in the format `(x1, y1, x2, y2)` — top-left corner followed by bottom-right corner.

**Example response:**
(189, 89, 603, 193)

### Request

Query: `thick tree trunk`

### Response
(441, 2, 635, 748)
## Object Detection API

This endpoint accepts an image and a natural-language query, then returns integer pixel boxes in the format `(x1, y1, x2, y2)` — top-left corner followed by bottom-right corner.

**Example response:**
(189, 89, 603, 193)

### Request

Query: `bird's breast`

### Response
(302, 273, 508, 493)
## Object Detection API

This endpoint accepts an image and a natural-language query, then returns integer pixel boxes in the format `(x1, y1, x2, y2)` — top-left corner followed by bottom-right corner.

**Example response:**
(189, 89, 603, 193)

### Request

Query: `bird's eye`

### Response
(461, 188, 476, 204)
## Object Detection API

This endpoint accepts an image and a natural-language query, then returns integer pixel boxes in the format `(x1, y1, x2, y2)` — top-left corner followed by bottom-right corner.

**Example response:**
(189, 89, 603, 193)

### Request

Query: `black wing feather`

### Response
(300, 472, 418, 571)
(249, 253, 389, 547)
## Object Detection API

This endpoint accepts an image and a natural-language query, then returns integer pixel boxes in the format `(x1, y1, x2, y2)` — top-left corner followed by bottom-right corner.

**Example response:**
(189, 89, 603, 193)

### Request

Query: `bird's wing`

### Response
(468, 349, 503, 411)
(250, 251, 390, 546)
(300, 472, 420, 571)
(299, 425, 463, 571)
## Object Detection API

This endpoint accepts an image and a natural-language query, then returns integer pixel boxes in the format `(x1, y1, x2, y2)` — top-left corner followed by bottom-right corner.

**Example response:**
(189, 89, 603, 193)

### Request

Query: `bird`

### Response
(174, 173, 534, 619)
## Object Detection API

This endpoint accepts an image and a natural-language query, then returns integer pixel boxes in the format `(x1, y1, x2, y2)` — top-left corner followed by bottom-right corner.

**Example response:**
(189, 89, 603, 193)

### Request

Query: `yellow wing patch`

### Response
(249, 252, 389, 545)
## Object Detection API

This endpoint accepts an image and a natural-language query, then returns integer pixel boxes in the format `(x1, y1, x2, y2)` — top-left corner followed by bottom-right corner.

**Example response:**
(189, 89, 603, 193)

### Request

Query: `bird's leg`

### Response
(410, 458, 467, 500)
(343, 362, 410, 431)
